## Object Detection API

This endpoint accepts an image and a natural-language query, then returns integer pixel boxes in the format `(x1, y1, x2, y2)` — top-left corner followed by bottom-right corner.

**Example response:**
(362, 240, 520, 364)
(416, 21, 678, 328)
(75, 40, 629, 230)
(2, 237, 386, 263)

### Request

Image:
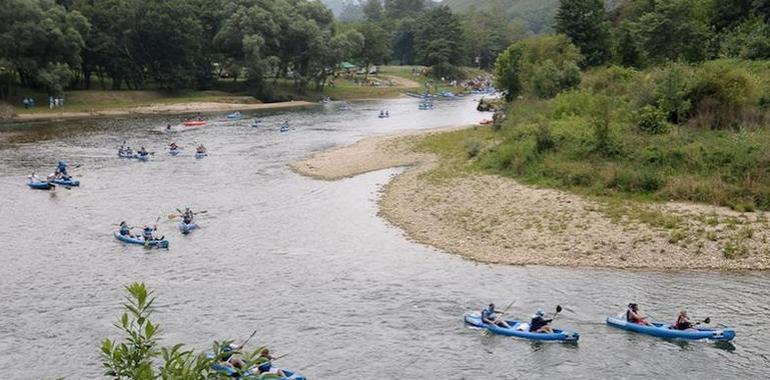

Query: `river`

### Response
(0, 97, 768, 379)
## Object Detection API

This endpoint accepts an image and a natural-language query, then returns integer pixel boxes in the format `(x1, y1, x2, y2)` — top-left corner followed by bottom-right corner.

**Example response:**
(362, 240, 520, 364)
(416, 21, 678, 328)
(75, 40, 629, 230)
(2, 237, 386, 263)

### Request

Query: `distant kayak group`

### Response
(114, 208, 206, 249)
(466, 302, 735, 343)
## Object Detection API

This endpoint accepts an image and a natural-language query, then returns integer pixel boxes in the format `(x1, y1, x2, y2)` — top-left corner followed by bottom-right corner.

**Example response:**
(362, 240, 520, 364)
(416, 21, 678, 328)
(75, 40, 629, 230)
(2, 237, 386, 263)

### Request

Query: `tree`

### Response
(635, 0, 711, 63)
(391, 16, 417, 64)
(555, 0, 611, 67)
(495, 43, 524, 101)
(0, 0, 89, 95)
(357, 22, 391, 79)
(415, 6, 466, 76)
(494, 35, 583, 100)
(363, 0, 384, 21)
(384, 0, 424, 19)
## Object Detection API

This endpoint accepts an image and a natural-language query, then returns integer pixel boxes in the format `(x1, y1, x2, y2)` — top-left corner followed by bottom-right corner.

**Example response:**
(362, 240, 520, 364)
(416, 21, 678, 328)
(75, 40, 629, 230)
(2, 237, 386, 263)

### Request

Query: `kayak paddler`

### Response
(55, 160, 68, 178)
(673, 310, 694, 330)
(196, 144, 207, 154)
(182, 208, 194, 224)
(626, 303, 653, 326)
(255, 348, 287, 378)
(169, 142, 179, 150)
(481, 303, 511, 328)
(142, 225, 160, 242)
(138, 146, 148, 156)
(119, 221, 132, 237)
(529, 309, 554, 333)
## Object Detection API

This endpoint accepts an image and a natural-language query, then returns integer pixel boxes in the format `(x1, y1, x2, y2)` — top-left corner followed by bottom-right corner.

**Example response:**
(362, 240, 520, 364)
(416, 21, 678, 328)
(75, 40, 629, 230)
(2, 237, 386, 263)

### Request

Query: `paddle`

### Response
(694, 317, 711, 325)
(551, 305, 563, 320)
(482, 301, 515, 336)
(237, 330, 258, 350)
(169, 210, 207, 219)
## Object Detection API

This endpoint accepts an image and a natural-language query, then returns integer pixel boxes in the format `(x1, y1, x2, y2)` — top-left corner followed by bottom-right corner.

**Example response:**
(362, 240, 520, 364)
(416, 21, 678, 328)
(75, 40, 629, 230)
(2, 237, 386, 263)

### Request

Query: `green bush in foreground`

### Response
(101, 283, 277, 380)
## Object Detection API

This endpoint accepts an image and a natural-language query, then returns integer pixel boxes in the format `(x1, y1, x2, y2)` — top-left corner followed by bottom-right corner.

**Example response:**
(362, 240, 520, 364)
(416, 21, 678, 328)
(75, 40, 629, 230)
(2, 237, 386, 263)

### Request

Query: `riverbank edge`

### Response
(291, 126, 770, 271)
(4, 100, 318, 124)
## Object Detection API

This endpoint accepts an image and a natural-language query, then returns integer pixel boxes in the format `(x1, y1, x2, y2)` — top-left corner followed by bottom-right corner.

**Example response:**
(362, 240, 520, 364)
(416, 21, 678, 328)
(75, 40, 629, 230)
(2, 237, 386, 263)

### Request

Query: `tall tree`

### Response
(555, 0, 611, 67)
(636, 0, 710, 63)
(357, 22, 391, 78)
(415, 5, 466, 76)
(363, 0, 384, 21)
(384, 0, 424, 19)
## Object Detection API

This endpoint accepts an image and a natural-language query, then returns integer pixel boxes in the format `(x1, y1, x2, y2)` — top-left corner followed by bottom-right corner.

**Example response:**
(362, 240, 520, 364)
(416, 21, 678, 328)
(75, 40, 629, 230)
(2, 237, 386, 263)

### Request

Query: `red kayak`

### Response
(479, 119, 493, 125)
(183, 120, 207, 127)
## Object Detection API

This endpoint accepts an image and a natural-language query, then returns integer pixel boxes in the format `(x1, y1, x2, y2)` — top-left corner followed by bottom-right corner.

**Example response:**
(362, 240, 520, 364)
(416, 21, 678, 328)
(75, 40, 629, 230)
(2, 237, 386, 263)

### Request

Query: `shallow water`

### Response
(0, 98, 768, 379)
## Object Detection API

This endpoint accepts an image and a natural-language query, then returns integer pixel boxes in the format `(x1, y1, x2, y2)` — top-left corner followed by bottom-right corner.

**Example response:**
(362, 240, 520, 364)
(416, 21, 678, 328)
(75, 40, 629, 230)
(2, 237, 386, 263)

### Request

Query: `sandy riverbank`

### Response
(8, 100, 315, 123)
(292, 127, 770, 270)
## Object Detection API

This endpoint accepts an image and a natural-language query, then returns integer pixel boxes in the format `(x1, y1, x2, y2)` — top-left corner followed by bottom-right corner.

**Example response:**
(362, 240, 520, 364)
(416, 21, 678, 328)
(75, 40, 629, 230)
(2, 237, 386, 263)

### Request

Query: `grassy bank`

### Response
(452, 60, 770, 212)
(4, 66, 486, 120)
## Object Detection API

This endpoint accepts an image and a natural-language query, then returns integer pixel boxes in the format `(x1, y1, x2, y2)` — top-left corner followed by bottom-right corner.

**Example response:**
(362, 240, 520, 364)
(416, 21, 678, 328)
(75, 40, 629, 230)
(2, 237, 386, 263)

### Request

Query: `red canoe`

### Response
(183, 120, 207, 127)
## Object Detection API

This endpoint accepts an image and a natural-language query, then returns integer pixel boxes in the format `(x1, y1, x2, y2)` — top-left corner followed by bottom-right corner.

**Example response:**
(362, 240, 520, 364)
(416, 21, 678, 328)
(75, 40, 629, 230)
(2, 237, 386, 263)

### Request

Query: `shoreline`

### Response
(5, 100, 316, 124)
(292, 126, 770, 271)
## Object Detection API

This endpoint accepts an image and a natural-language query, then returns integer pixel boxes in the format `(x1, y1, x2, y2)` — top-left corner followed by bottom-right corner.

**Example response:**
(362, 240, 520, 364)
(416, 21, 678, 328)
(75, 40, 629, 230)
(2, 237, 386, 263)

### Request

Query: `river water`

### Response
(1, 98, 768, 379)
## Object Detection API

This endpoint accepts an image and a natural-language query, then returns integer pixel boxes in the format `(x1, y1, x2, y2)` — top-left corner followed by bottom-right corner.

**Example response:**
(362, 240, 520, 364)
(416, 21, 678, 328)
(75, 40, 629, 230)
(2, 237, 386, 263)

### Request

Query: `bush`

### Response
(635, 105, 668, 134)
(608, 169, 663, 193)
(535, 122, 556, 153)
(582, 65, 639, 95)
(465, 140, 482, 158)
(686, 65, 760, 130)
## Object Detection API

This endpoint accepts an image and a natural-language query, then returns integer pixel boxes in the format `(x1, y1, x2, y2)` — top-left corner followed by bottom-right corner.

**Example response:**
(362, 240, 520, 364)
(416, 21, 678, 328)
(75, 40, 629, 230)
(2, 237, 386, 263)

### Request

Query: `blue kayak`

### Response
(119, 152, 149, 161)
(195, 152, 207, 159)
(51, 177, 80, 186)
(28, 181, 55, 190)
(606, 316, 735, 341)
(226, 112, 241, 120)
(113, 231, 169, 249)
(464, 314, 579, 342)
(178, 221, 198, 234)
(211, 361, 304, 380)
(169, 149, 181, 156)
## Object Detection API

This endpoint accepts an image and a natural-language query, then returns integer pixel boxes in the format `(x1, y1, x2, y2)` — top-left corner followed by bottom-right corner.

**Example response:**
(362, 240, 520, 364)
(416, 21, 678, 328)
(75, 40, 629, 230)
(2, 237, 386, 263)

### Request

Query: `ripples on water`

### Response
(0, 98, 768, 379)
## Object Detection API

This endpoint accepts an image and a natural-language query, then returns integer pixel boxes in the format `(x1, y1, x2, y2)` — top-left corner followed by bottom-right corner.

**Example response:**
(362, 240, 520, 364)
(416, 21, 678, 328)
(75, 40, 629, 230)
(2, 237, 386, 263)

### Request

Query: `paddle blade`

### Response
(556, 305, 563, 313)
(704, 317, 711, 324)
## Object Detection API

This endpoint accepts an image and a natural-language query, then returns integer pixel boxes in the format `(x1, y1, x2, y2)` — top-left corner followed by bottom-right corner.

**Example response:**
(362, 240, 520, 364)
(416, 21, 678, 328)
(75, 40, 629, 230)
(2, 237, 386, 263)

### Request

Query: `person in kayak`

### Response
(529, 309, 554, 333)
(169, 142, 179, 150)
(481, 303, 511, 328)
(55, 160, 69, 178)
(196, 144, 207, 154)
(673, 310, 694, 330)
(142, 225, 160, 242)
(182, 208, 194, 224)
(626, 303, 653, 325)
(255, 348, 287, 378)
(123, 146, 133, 156)
(166, 123, 172, 130)
(137, 146, 149, 156)
(119, 221, 132, 237)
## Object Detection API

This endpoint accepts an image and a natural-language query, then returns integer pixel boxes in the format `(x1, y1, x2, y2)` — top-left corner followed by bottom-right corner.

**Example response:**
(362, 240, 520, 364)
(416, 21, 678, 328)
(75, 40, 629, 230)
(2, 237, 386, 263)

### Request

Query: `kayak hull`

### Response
(119, 153, 149, 161)
(113, 231, 169, 249)
(195, 152, 207, 159)
(51, 178, 80, 186)
(28, 181, 54, 190)
(178, 221, 199, 235)
(212, 363, 305, 380)
(183, 121, 207, 127)
(464, 314, 579, 342)
(605, 316, 735, 341)
(169, 149, 181, 156)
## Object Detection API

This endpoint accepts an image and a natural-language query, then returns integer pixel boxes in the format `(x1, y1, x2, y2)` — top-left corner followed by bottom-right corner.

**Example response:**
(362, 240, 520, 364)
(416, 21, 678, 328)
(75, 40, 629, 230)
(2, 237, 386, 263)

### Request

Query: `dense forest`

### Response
(0, 0, 523, 101)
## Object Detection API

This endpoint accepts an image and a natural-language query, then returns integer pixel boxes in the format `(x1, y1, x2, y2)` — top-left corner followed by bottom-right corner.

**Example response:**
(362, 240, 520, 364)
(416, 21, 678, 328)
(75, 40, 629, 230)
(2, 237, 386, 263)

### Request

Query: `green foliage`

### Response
(634, 105, 668, 134)
(415, 6, 466, 74)
(720, 17, 770, 60)
(555, 0, 611, 67)
(357, 22, 392, 74)
(494, 35, 582, 100)
(101, 283, 161, 379)
(494, 44, 523, 101)
(479, 61, 770, 210)
(465, 140, 482, 158)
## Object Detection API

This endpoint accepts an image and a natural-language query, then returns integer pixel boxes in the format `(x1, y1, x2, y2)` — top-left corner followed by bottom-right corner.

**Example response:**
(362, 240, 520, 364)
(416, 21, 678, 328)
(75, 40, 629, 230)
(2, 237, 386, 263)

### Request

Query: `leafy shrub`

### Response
(608, 169, 663, 193)
(535, 122, 555, 153)
(686, 65, 760, 130)
(582, 65, 639, 96)
(465, 140, 482, 158)
(635, 105, 668, 134)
